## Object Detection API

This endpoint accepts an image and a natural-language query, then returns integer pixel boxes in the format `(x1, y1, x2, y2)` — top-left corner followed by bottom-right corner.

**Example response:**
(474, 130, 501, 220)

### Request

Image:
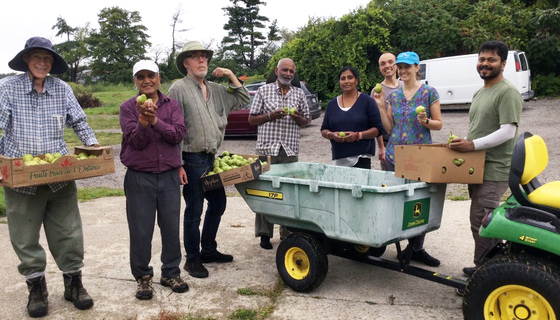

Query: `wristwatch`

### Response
(425, 118, 430, 125)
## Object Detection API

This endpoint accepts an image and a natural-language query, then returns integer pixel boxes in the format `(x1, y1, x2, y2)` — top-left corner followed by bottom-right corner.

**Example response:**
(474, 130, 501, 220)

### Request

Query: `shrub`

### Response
(532, 74, 560, 97)
(68, 82, 103, 109)
(77, 92, 103, 109)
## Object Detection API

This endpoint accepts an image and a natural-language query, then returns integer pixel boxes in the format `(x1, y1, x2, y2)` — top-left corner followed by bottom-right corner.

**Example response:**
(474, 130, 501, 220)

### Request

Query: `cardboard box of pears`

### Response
(394, 133, 486, 184)
(201, 152, 271, 191)
(0, 146, 115, 188)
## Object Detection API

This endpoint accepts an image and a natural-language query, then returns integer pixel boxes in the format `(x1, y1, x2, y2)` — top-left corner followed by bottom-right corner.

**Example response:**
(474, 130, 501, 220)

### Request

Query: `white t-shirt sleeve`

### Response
(472, 123, 517, 150)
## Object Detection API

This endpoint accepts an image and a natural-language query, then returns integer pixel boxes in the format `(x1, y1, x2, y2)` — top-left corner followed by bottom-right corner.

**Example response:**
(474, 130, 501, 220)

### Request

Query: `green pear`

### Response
(453, 158, 465, 166)
(415, 106, 426, 114)
(448, 131, 459, 144)
(289, 107, 297, 115)
(22, 153, 33, 162)
(44, 153, 55, 163)
(338, 132, 347, 138)
(374, 83, 383, 94)
(136, 94, 147, 104)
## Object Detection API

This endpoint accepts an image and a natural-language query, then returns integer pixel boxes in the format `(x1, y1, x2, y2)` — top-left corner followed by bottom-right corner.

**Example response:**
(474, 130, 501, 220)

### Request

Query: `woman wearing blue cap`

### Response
(377, 51, 443, 267)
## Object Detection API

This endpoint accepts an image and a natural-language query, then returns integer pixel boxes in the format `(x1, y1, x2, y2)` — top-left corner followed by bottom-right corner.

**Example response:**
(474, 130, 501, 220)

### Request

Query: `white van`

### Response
(419, 51, 534, 105)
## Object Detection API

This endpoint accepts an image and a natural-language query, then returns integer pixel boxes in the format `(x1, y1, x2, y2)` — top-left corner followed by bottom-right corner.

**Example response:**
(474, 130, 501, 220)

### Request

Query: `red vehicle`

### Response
(225, 91, 257, 137)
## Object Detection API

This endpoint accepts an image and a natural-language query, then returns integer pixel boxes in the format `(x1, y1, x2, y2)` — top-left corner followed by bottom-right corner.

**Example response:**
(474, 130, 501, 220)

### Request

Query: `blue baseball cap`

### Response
(395, 52, 420, 65)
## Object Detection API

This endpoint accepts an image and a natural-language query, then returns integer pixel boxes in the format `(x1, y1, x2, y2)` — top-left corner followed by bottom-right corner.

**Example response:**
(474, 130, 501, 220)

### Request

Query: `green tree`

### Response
(379, 0, 471, 59)
(222, 0, 278, 72)
(271, 5, 392, 100)
(53, 22, 91, 83)
(461, 0, 533, 52)
(527, 8, 560, 75)
(87, 7, 150, 83)
(52, 17, 78, 42)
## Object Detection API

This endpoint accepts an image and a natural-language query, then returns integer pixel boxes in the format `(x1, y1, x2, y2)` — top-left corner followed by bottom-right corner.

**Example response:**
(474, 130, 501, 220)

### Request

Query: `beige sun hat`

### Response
(175, 41, 214, 76)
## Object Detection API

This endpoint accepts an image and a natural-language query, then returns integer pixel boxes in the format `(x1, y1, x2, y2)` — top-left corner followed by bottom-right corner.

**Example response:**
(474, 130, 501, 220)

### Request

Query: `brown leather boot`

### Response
(63, 271, 94, 310)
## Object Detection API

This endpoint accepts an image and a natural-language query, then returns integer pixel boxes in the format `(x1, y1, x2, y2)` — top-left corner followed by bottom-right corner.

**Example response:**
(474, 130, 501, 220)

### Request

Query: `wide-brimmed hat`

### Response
(175, 41, 214, 76)
(8, 37, 68, 74)
(395, 52, 420, 65)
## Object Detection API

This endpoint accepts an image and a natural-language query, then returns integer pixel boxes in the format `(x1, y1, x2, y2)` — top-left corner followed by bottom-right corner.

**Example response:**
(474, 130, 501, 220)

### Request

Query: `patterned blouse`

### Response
(385, 83, 439, 166)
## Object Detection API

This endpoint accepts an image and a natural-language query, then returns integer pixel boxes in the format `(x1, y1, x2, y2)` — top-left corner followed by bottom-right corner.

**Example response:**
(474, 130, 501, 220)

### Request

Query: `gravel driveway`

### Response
(77, 98, 560, 197)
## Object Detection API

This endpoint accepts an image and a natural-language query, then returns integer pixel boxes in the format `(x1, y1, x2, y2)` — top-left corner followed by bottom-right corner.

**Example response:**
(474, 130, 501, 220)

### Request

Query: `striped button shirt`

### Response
(0, 74, 98, 195)
(250, 82, 309, 157)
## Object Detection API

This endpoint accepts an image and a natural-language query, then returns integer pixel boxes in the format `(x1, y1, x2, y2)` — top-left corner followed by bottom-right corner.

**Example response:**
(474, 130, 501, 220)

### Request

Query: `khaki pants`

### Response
(5, 182, 84, 276)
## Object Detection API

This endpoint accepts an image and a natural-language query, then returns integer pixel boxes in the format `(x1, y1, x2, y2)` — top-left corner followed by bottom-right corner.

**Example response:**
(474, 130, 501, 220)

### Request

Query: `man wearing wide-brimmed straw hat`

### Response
(168, 41, 249, 279)
(0, 37, 98, 317)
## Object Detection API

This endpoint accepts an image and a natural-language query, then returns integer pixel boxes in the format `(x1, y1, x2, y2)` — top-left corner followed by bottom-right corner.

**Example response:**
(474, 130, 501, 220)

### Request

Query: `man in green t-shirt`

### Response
(449, 40, 523, 278)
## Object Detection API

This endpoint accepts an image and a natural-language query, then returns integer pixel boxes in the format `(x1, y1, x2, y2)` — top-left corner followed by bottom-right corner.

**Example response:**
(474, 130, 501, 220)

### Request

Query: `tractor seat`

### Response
(509, 132, 560, 212)
(527, 181, 560, 209)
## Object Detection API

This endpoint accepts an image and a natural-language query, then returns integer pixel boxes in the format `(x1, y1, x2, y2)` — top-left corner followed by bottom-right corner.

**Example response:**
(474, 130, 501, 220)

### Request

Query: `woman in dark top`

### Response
(321, 66, 384, 169)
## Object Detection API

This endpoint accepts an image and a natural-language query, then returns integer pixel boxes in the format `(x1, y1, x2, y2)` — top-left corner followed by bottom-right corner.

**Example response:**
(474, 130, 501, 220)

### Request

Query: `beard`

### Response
(189, 66, 208, 79)
(277, 75, 293, 86)
(478, 65, 500, 80)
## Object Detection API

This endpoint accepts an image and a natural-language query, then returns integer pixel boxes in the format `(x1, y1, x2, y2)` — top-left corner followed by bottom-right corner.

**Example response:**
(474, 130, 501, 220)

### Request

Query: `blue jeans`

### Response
(182, 152, 227, 260)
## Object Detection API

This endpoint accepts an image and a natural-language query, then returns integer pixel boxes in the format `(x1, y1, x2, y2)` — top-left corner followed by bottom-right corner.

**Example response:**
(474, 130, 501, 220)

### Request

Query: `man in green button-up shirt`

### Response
(168, 41, 249, 279)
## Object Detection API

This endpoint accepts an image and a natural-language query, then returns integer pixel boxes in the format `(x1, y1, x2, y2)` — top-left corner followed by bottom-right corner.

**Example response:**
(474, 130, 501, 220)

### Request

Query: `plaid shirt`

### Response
(0, 74, 98, 195)
(250, 82, 309, 156)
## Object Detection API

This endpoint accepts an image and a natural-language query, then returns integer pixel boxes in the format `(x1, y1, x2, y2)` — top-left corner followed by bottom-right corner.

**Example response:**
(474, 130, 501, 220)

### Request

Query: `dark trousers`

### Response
(125, 169, 182, 279)
(182, 152, 227, 260)
(353, 157, 371, 169)
(386, 162, 426, 251)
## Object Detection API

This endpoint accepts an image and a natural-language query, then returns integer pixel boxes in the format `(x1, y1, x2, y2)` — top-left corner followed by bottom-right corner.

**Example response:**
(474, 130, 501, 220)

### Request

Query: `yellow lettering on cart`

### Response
(245, 188, 283, 200)
(518, 235, 537, 244)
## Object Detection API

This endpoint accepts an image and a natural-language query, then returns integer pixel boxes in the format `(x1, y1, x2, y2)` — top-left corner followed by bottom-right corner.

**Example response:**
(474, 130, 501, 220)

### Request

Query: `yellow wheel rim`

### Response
(284, 247, 310, 280)
(484, 284, 556, 320)
(354, 245, 370, 254)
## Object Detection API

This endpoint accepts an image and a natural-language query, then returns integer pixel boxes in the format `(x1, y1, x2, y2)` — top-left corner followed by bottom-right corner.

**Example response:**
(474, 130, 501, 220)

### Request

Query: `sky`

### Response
(0, 0, 371, 74)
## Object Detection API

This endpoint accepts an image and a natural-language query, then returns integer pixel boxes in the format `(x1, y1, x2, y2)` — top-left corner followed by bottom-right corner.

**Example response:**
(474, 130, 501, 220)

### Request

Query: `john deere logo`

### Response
(402, 198, 430, 230)
(413, 202, 422, 218)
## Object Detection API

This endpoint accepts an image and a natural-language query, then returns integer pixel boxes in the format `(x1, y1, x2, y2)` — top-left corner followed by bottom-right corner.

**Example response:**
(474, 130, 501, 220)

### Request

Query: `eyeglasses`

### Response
(187, 53, 208, 60)
(28, 54, 54, 64)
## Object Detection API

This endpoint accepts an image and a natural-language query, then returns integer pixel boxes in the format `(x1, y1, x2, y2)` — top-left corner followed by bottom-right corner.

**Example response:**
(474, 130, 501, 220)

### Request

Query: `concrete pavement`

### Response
(0, 196, 472, 320)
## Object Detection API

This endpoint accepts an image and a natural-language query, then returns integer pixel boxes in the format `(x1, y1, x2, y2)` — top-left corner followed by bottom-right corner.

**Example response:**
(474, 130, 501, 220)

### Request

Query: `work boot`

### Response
(160, 276, 189, 293)
(411, 249, 441, 267)
(463, 266, 477, 277)
(63, 271, 94, 310)
(184, 258, 209, 278)
(200, 250, 233, 263)
(260, 236, 273, 250)
(136, 275, 154, 300)
(26, 275, 48, 318)
(398, 246, 441, 267)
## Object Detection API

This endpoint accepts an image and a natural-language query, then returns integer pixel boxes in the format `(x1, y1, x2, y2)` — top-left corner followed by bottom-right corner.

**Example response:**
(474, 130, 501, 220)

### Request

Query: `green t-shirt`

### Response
(467, 79, 523, 181)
